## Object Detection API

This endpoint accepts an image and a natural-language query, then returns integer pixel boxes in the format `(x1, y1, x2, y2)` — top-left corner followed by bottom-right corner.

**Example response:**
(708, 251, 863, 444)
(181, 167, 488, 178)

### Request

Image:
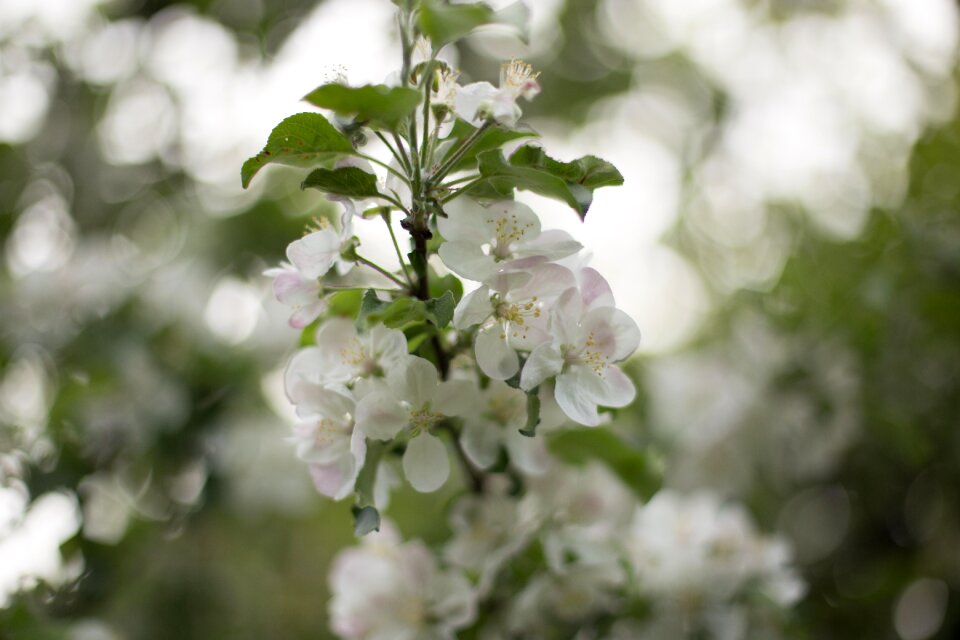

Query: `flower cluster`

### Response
(244, 1, 802, 637)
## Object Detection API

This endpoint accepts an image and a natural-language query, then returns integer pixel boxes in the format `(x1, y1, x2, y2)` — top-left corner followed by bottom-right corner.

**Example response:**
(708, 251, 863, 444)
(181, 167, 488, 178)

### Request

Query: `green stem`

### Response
(355, 254, 408, 289)
(390, 131, 413, 176)
(373, 131, 407, 173)
(430, 120, 493, 184)
(358, 153, 408, 182)
(441, 177, 485, 203)
(383, 212, 413, 286)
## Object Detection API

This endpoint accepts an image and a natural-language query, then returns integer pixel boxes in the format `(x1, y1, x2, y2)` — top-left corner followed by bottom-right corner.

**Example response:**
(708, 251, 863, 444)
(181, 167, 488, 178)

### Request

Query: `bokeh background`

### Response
(1, 0, 958, 638)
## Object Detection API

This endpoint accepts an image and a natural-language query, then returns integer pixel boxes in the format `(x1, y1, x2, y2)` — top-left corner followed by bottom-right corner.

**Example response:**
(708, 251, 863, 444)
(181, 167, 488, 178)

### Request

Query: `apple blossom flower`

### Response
(264, 204, 356, 328)
(329, 521, 477, 640)
(454, 262, 575, 380)
(354, 356, 474, 492)
(625, 490, 805, 607)
(284, 318, 408, 404)
(455, 59, 540, 128)
(520, 286, 640, 426)
(444, 480, 537, 594)
(458, 380, 549, 475)
(288, 385, 365, 501)
(437, 198, 580, 282)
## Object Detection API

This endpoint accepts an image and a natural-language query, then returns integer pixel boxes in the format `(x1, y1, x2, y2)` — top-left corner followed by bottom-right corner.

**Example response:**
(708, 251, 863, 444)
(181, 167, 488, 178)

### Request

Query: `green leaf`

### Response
(303, 83, 422, 131)
(357, 289, 392, 327)
(425, 290, 456, 328)
(475, 149, 591, 217)
(547, 428, 662, 499)
(418, 0, 529, 46)
(418, 0, 495, 45)
(327, 289, 364, 317)
(509, 145, 624, 190)
(302, 166, 381, 198)
(428, 271, 464, 302)
(352, 505, 381, 537)
(444, 119, 539, 174)
(519, 390, 540, 437)
(241, 112, 355, 188)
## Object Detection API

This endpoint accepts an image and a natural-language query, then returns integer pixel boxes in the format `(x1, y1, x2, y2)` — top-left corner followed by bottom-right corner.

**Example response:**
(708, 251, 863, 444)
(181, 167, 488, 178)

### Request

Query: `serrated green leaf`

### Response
(302, 166, 381, 198)
(303, 83, 422, 131)
(443, 119, 539, 174)
(241, 112, 355, 188)
(509, 145, 624, 190)
(425, 290, 456, 328)
(547, 428, 661, 499)
(357, 289, 392, 327)
(418, 0, 495, 45)
(428, 272, 463, 302)
(475, 149, 590, 217)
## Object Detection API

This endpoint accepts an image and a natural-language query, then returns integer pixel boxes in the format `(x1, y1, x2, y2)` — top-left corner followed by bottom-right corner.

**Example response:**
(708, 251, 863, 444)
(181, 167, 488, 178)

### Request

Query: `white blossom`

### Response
(437, 198, 580, 282)
(354, 356, 474, 492)
(455, 59, 540, 128)
(520, 285, 640, 426)
(329, 522, 477, 640)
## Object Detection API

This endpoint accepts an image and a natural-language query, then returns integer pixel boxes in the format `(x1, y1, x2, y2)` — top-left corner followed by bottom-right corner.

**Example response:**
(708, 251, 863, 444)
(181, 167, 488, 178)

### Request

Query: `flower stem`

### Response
(430, 120, 493, 185)
(355, 254, 408, 289)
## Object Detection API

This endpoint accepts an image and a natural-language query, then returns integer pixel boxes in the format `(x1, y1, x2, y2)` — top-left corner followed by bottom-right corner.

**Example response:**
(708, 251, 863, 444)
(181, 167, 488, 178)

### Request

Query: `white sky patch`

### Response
(204, 276, 263, 344)
(0, 492, 82, 608)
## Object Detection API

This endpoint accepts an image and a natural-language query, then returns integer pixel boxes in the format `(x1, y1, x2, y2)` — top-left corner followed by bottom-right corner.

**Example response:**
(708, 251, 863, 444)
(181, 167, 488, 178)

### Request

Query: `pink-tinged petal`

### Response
(309, 461, 350, 499)
(437, 198, 490, 245)
(519, 343, 563, 391)
(579, 267, 616, 310)
(551, 287, 586, 347)
(454, 81, 498, 124)
(388, 356, 440, 407)
(453, 286, 493, 330)
(582, 306, 641, 361)
(438, 241, 494, 281)
(460, 421, 502, 469)
(286, 229, 340, 279)
(355, 391, 407, 440)
(475, 324, 519, 380)
(515, 228, 581, 261)
(288, 300, 326, 328)
(403, 432, 450, 493)
(512, 263, 576, 301)
(554, 366, 603, 426)
(271, 268, 318, 305)
(433, 379, 478, 417)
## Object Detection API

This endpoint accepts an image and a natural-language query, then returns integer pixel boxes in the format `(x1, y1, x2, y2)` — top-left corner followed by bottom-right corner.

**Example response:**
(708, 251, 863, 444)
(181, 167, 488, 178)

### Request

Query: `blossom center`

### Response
(409, 404, 444, 435)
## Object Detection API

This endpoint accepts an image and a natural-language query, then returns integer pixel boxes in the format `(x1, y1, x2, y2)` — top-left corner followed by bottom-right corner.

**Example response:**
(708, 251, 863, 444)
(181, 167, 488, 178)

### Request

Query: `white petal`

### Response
(292, 382, 354, 420)
(453, 285, 492, 329)
(588, 364, 636, 408)
(284, 347, 331, 398)
(551, 287, 586, 347)
(582, 306, 641, 361)
(505, 428, 550, 476)
(288, 300, 326, 329)
(437, 197, 491, 245)
(367, 324, 408, 370)
(286, 229, 340, 279)
(460, 421, 502, 469)
(355, 391, 408, 440)
(433, 379, 478, 417)
(554, 367, 602, 426)
(403, 432, 450, 493)
(476, 324, 520, 380)
(453, 81, 498, 124)
(438, 241, 495, 281)
(390, 356, 439, 407)
(519, 343, 563, 391)
(515, 228, 582, 261)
